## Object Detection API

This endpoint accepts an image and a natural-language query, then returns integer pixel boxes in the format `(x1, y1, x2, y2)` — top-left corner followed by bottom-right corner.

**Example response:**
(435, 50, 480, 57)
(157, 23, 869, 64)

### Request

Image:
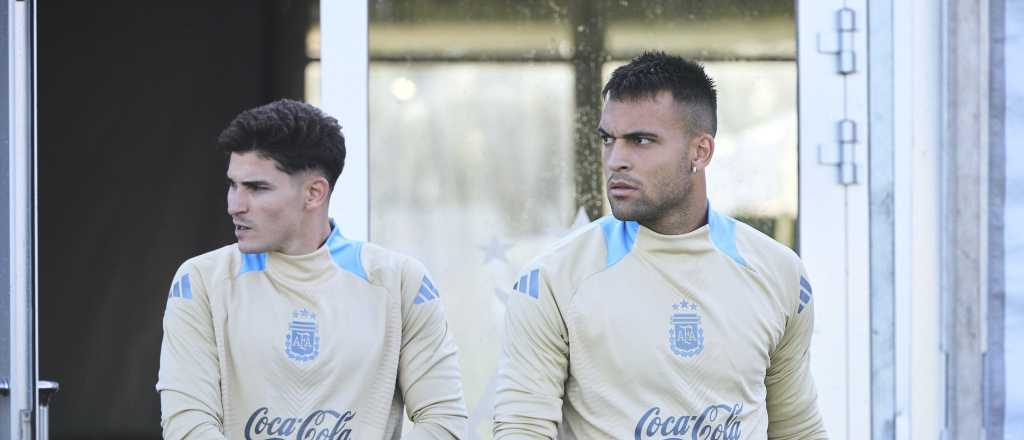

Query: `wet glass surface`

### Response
(359, 2, 796, 437)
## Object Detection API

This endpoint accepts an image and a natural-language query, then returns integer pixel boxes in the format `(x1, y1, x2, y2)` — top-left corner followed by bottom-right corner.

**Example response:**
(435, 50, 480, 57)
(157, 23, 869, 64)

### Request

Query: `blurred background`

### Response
(0, 0, 1015, 439)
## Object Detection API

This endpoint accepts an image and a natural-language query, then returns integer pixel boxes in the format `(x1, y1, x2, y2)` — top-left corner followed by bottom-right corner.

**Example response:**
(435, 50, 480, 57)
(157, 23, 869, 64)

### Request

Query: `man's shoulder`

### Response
(358, 242, 428, 287)
(169, 243, 241, 297)
(523, 216, 631, 293)
(177, 243, 239, 273)
(732, 220, 801, 273)
(730, 220, 803, 301)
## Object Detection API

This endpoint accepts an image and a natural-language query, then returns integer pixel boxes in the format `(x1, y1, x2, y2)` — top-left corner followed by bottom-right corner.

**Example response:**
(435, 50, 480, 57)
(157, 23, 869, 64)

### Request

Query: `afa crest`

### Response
(669, 300, 704, 358)
(285, 308, 319, 362)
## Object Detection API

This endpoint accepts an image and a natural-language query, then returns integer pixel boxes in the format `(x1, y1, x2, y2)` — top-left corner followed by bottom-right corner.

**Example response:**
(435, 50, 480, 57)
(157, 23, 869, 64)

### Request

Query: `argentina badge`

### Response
(285, 308, 320, 362)
(669, 300, 704, 358)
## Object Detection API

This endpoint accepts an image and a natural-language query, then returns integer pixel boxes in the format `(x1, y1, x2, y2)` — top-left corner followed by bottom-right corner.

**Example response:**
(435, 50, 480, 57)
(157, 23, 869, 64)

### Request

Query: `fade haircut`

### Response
(602, 51, 718, 137)
(217, 99, 346, 190)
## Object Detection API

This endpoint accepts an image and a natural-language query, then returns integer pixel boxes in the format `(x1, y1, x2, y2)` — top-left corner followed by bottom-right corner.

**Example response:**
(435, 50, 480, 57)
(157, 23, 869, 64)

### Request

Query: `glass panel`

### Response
(369, 63, 574, 437)
(370, 1, 570, 60)
(604, 1, 795, 60)
(367, 2, 795, 437)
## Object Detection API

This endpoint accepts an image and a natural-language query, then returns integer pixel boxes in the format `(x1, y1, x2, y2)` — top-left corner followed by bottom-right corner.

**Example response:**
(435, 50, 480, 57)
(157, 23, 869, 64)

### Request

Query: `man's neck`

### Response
(640, 187, 709, 236)
(278, 215, 332, 255)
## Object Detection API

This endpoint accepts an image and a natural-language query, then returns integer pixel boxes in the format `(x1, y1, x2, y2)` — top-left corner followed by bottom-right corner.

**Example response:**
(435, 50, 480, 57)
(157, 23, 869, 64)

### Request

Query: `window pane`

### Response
(368, 2, 795, 438)
(369, 63, 574, 437)
(605, 1, 795, 59)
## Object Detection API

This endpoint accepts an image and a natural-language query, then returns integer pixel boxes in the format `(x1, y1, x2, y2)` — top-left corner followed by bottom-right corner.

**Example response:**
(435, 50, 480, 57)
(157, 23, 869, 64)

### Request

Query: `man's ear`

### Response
(690, 133, 715, 173)
(305, 176, 331, 210)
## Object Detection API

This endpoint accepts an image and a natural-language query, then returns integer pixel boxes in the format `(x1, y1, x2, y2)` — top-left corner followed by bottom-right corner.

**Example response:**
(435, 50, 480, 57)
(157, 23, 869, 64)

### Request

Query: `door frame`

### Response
(796, 1, 871, 438)
(4, 0, 39, 438)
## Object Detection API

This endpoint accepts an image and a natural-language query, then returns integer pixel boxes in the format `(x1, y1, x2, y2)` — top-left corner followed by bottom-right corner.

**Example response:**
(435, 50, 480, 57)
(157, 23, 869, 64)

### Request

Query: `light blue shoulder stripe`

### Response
(326, 226, 369, 281)
(598, 215, 639, 268)
(240, 252, 268, 274)
(708, 208, 750, 268)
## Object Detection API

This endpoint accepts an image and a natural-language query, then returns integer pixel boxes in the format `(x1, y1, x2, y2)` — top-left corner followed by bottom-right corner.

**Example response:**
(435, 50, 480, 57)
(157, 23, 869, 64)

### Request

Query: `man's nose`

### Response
(227, 188, 247, 216)
(604, 142, 631, 172)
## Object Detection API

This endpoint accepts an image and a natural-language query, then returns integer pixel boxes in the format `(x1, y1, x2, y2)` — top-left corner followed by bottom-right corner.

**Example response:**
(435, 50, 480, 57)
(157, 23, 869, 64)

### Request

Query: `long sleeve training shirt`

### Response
(157, 225, 467, 440)
(493, 207, 827, 440)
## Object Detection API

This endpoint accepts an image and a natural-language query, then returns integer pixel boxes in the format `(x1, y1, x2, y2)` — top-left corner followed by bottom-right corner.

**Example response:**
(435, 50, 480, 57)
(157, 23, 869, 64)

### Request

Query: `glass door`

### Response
(318, 1, 869, 439)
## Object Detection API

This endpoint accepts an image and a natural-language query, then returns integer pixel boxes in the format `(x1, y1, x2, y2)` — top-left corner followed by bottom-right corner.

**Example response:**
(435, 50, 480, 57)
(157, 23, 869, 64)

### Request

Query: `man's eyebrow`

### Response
(226, 176, 272, 186)
(621, 130, 660, 139)
(596, 127, 613, 137)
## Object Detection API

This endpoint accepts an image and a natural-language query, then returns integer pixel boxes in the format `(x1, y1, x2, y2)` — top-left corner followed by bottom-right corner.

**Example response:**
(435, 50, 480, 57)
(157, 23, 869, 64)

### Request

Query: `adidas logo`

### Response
(798, 276, 812, 314)
(512, 269, 540, 299)
(413, 275, 440, 304)
(168, 273, 193, 300)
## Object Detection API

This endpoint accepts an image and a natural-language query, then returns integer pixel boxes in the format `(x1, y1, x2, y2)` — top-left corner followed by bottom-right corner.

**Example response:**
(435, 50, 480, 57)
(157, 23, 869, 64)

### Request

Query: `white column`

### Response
(321, 1, 370, 241)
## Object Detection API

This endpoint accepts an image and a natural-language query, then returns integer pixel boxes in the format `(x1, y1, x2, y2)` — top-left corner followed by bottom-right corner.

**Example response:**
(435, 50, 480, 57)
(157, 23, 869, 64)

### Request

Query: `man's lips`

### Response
(607, 177, 640, 197)
(608, 180, 638, 190)
(233, 222, 253, 236)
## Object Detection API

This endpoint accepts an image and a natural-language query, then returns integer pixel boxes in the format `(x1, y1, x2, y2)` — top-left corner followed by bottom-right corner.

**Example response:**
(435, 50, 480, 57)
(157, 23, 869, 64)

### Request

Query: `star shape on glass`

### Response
(479, 236, 513, 265)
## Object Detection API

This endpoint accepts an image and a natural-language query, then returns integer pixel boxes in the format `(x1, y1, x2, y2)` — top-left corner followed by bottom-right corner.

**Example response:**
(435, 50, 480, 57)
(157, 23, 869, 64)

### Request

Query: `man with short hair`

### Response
(157, 99, 467, 440)
(493, 52, 828, 439)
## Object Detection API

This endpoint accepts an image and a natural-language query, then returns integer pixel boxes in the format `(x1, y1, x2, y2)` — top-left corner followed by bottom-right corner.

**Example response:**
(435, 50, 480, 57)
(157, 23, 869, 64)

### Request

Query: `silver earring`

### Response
(691, 165, 697, 174)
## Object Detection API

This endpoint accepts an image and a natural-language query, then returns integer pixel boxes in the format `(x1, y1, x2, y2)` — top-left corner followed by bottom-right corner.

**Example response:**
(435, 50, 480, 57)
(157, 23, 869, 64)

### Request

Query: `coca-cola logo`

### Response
(633, 403, 742, 440)
(243, 407, 355, 440)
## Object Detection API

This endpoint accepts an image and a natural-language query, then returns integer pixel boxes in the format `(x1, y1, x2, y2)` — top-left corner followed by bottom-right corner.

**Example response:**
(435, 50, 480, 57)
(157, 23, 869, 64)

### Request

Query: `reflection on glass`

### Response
(370, 64, 574, 437)
(699, 62, 797, 245)
(367, 2, 795, 438)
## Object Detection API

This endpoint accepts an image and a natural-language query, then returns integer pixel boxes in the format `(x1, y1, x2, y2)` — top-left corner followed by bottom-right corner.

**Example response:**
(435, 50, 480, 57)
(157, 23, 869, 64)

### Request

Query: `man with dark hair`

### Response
(157, 99, 467, 439)
(493, 52, 827, 439)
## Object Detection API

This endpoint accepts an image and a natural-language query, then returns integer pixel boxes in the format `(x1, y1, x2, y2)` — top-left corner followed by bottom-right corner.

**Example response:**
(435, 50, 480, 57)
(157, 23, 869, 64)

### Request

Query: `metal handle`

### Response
(0, 378, 8, 396)
(38, 381, 59, 440)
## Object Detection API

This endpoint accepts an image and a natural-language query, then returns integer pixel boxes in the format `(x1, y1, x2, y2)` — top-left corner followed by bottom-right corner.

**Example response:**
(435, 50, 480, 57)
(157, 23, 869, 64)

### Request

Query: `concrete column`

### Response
(942, 0, 991, 438)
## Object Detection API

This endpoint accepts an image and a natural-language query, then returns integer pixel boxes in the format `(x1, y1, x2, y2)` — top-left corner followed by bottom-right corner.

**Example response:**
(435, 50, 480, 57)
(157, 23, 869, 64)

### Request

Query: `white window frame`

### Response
(796, 1, 871, 438)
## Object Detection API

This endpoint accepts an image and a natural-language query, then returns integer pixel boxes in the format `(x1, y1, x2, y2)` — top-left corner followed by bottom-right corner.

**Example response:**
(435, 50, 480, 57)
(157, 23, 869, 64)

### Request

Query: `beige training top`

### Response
(494, 208, 827, 440)
(157, 225, 467, 440)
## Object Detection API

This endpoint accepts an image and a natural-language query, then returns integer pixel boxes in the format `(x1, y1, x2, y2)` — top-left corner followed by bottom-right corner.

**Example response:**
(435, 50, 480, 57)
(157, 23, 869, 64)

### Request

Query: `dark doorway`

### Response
(37, 2, 313, 438)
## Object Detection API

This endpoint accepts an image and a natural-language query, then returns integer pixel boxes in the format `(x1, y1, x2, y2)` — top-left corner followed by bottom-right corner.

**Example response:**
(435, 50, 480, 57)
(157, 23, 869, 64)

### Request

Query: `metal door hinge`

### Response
(817, 118, 859, 185)
(19, 409, 31, 440)
(816, 7, 857, 75)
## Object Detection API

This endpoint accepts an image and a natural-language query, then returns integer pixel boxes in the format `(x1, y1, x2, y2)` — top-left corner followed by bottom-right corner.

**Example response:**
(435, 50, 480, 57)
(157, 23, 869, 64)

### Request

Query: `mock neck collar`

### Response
(634, 221, 715, 256)
(239, 220, 369, 282)
(607, 201, 750, 269)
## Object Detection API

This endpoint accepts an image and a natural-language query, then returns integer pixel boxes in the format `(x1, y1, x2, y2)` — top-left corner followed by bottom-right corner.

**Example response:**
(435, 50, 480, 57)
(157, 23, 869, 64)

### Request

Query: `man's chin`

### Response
(237, 241, 268, 254)
(609, 206, 639, 222)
